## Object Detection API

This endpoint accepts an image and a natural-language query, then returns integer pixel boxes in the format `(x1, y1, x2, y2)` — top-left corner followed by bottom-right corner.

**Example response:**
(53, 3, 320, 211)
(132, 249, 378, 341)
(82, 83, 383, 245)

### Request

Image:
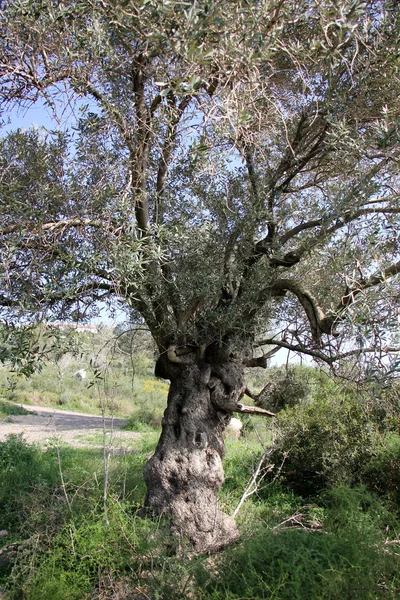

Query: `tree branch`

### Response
(244, 147, 260, 204)
(243, 346, 280, 368)
(0, 218, 113, 237)
(331, 346, 400, 362)
(276, 124, 329, 193)
(254, 338, 400, 367)
(268, 110, 329, 194)
(155, 96, 191, 222)
(0, 280, 117, 310)
(339, 260, 400, 311)
(84, 82, 136, 154)
(278, 219, 324, 246)
(131, 55, 154, 235)
(255, 338, 332, 364)
(234, 403, 276, 417)
(265, 279, 337, 345)
(271, 205, 400, 268)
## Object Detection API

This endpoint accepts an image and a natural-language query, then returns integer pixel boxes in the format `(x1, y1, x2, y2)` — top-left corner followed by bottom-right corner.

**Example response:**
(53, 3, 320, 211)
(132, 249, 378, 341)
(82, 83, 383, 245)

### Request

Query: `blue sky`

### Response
(1, 96, 70, 134)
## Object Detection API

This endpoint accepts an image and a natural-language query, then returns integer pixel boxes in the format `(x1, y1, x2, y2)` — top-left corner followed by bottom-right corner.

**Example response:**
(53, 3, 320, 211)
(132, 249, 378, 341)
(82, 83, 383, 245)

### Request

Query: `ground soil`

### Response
(0, 404, 141, 449)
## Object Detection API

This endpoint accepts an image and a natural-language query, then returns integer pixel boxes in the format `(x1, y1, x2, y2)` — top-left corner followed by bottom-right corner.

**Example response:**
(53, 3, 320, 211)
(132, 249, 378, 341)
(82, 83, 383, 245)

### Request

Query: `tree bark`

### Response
(143, 352, 245, 553)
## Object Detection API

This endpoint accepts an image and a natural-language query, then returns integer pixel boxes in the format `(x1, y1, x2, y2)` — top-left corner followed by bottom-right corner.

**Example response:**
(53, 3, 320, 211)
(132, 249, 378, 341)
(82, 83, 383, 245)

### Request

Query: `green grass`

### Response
(0, 400, 33, 420)
(71, 431, 136, 448)
(0, 434, 399, 600)
(195, 486, 400, 600)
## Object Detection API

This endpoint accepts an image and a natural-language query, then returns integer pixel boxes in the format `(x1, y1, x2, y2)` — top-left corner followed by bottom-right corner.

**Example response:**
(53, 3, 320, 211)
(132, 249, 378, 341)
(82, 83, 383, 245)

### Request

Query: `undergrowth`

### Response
(0, 400, 31, 420)
(0, 434, 399, 600)
(1, 359, 399, 599)
(0, 366, 168, 423)
(0, 327, 168, 424)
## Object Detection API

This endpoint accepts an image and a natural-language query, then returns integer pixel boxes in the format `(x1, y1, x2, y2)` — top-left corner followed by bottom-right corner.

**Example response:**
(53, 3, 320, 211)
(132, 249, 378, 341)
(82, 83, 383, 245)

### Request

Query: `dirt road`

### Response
(0, 404, 141, 449)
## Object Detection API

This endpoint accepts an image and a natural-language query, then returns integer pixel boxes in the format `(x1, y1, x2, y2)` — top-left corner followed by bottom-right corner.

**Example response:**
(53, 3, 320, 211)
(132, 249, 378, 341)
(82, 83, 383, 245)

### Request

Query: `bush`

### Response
(255, 366, 311, 412)
(124, 406, 163, 431)
(361, 433, 400, 508)
(271, 397, 380, 496)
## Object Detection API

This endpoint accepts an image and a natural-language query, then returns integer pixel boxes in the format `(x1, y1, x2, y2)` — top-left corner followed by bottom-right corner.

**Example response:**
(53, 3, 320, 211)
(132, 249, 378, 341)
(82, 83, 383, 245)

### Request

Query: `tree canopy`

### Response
(1, 0, 399, 380)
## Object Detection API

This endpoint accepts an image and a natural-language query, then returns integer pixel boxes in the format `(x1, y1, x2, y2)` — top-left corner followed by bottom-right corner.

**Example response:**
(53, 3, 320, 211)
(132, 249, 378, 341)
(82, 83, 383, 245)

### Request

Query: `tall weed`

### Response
(22, 500, 163, 600)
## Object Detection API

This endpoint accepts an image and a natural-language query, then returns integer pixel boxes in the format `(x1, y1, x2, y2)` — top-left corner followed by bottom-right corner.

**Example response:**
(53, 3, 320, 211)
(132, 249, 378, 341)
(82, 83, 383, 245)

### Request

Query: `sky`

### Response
(1, 95, 78, 133)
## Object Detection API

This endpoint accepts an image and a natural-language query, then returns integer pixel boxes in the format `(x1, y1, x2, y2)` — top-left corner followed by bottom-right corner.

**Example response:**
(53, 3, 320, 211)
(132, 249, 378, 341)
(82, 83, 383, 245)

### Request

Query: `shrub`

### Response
(271, 397, 380, 496)
(255, 366, 311, 412)
(361, 433, 400, 509)
(124, 406, 163, 431)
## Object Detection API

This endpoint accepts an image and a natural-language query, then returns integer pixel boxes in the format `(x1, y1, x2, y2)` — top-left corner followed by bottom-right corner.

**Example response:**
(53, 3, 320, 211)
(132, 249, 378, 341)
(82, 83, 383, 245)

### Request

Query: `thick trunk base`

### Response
(144, 356, 244, 553)
(145, 446, 239, 553)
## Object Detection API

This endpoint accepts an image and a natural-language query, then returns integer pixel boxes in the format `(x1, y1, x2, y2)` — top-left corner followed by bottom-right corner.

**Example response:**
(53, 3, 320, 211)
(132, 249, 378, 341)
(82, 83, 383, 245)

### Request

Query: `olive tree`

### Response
(1, 0, 399, 551)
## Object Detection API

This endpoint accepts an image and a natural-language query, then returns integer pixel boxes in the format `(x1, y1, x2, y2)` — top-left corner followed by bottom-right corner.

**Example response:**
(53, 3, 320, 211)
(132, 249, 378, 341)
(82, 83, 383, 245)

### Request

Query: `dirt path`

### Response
(0, 404, 141, 449)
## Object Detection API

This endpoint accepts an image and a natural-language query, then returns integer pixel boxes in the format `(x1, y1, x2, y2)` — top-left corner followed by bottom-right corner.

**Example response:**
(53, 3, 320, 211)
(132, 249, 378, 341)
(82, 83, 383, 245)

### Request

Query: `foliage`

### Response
(0, 0, 399, 375)
(366, 383, 400, 431)
(0, 434, 160, 598)
(270, 395, 380, 495)
(255, 365, 312, 412)
(265, 372, 400, 503)
(362, 433, 400, 508)
(0, 323, 82, 377)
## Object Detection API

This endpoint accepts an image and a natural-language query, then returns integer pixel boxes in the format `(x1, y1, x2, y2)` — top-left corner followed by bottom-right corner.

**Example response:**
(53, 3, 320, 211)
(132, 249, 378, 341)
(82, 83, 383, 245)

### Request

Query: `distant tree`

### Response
(1, 0, 399, 551)
(113, 325, 155, 361)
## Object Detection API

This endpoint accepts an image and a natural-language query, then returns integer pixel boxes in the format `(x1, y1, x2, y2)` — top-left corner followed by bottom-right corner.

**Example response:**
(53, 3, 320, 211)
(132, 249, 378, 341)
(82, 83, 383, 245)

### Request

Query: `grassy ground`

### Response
(1, 339, 399, 599)
(0, 401, 32, 420)
(0, 431, 399, 600)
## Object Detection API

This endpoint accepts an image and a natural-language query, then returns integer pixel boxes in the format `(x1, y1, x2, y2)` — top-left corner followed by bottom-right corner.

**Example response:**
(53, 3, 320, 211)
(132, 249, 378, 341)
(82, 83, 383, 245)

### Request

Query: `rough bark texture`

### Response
(143, 350, 245, 553)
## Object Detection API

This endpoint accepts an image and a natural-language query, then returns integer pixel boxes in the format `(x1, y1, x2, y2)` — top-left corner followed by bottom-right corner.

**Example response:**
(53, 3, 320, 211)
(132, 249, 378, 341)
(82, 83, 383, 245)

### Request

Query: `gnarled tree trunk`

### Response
(143, 350, 245, 553)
